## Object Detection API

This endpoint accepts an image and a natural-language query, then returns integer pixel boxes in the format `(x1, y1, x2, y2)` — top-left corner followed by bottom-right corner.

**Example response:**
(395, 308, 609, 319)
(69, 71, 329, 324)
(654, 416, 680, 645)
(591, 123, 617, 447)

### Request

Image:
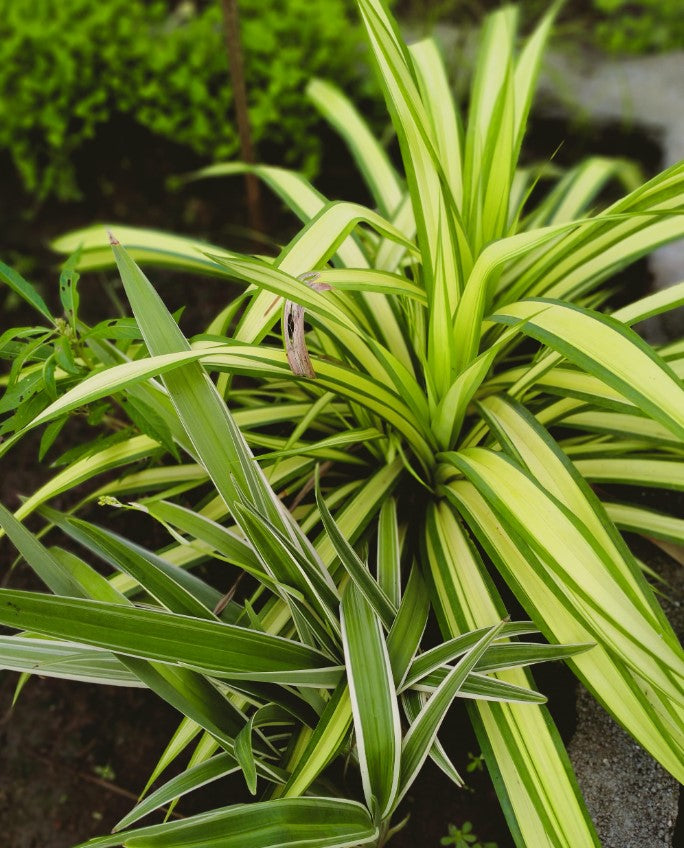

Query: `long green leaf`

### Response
(76, 797, 378, 848)
(282, 682, 353, 799)
(0, 503, 88, 597)
(341, 582, 400, 820)
(48, 512, 218, 619)
(477, 395, 671, 630)
(109, 239, 282, 525)
(0, 636, 140, 687)
(316, 475, 396, 629)
(395, 622, 505, 810)
(445, 482, 684, 778)
(114, 753, 239, 831)
(307, 78, 404, 217)
(424, 502, 600, 847)
(0, 589, 340, 685)
(403, 622, 537, 690)
(490, 298, 684, 440)
(0, 260, 53, 320)
(444, 447, 684, 700)
(2, 434, 160, 532)
(52, 225, 236, 275)
(604, 502, 684, 545)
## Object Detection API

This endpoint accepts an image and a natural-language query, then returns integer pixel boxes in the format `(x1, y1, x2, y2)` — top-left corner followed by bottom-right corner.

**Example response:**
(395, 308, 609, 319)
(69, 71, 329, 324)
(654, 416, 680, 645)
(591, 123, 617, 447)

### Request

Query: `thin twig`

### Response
(220, 0, 264, 236)
(288, 460, 334, 512)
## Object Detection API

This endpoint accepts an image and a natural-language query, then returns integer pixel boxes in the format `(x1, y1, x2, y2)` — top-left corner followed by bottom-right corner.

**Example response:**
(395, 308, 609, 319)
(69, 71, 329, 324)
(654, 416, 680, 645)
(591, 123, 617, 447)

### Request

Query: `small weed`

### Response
(440, 820, 498, 848)
(466, 752, 486, 773)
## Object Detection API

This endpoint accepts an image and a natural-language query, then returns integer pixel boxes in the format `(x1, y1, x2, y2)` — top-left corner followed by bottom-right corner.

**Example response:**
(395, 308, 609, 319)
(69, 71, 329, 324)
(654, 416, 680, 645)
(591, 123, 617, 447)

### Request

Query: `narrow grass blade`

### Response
(316, 474, 396, 629)
(282, 682, 353, 798)
(604, 502, 684, 545)
(376, 497, 402, 607)
(401, 690, 463, 787)
(109, 239, 283, 527)
(403, 622, 537, 690)
(141, 499, 259, 572)
(0, 503, 88, 597)
(307, 78, 404, 217)
(574, 457, 684, 490)
(386, 563, 429, 687)
(410, 39, 463, 209)
(0, 260, 53, 321)
(52, 225, 235, 275)
(114, 752, 239, 831)
(3, 434, 160, 531)
(446, 483, 684, 779)
(140, 717, 202, 799)
(48, 513, 217, 619)
(490, 298, 684, 440)
(445, 448, 684, 699)
(477, 395, 672, 630)
(235, 705, 292, 796)
(0, 636, 141, 687)
(233, 500, 339, 634)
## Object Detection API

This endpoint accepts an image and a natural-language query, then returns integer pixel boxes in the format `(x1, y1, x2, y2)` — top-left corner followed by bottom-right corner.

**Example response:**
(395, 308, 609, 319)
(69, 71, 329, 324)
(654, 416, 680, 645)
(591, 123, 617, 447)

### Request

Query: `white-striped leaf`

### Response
(341, 582, 401, 820)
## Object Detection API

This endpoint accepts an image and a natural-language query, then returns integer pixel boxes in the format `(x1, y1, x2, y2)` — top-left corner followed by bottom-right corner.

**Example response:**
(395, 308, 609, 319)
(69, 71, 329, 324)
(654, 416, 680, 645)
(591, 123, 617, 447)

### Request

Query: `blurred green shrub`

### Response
(592, 0, 684, 53)
(0, 0, 374, 202)
(401, 0, 684, 54)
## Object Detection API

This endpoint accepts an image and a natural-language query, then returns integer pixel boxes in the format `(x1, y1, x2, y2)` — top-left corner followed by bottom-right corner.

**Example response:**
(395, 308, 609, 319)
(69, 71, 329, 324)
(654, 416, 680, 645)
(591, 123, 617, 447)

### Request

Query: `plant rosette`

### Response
(2, 0, 684, 846)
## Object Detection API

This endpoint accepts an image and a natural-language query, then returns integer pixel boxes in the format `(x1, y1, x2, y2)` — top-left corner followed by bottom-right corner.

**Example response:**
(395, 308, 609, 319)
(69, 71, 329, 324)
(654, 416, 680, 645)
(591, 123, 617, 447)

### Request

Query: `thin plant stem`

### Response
(219, 0, 264, 237)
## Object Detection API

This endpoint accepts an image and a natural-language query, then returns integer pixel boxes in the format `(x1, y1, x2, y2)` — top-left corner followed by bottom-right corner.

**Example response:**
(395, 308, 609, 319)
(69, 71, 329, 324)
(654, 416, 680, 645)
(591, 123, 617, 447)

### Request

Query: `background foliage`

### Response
(591, 0, 684, 53)
(4, 0, 681, 207)
(402, 0, 684, 53)
(0, 0, 374, 202)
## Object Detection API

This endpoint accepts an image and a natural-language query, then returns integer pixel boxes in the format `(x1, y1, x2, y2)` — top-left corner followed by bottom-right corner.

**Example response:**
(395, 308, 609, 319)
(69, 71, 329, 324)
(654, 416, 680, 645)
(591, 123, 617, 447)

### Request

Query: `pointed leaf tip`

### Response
(107, 230, 120, 246)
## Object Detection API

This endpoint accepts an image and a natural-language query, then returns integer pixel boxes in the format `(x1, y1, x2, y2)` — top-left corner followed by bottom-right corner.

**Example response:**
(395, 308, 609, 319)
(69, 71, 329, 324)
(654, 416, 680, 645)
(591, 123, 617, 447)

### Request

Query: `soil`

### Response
(0, 677, 179, 847)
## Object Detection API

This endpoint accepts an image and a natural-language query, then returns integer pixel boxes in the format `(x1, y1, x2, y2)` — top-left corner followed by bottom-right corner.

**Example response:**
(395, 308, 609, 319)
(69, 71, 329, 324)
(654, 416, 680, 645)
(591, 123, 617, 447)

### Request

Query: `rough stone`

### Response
(568, 685, 679, 848)
(568, 552, 683, 848)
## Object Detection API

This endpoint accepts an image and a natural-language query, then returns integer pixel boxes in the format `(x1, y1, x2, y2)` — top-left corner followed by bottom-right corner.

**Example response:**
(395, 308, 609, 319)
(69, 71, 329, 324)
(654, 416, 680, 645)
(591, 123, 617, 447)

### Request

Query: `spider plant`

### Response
(0, 236, 586, 847)
(4, 0, 684, 845)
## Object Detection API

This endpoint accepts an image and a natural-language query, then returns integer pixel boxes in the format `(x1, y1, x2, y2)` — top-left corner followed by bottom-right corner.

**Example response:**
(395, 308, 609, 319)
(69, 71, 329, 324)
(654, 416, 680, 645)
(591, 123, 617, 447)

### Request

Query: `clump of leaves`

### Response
(0, 236, 584, 847)
(4, 0, 684, 845)
(592, 0, 684, 53)
(0, 257, 179, 462)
